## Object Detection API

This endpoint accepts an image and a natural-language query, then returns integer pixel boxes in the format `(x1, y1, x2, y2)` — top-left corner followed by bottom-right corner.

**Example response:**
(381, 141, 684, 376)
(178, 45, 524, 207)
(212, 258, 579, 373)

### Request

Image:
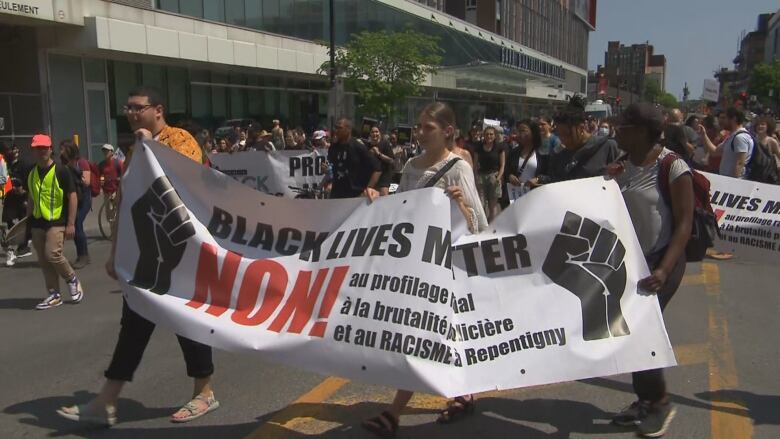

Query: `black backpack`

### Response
(732, 130, 779, 184)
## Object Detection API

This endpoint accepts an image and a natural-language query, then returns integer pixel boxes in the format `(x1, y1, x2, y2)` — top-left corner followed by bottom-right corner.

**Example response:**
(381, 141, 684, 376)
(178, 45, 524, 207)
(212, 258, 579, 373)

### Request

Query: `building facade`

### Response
(765, 9, 780, 63)
(1, 0, 593, 160)
(717, 13, 774, 108)
(602, 41, 666, 97)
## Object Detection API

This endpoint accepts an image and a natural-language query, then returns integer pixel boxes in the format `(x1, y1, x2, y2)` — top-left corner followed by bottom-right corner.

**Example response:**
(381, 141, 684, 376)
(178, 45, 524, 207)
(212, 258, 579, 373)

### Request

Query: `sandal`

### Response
(170, 393, 220, 423)
(56, 404, 117, 427)
(436, 396, 475, 424)
(362, 410, 398, 439)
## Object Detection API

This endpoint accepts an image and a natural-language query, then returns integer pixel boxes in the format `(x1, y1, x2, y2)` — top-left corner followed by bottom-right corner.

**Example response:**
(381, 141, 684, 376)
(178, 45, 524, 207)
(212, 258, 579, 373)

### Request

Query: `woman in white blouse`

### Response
(362, 102, 487, 437)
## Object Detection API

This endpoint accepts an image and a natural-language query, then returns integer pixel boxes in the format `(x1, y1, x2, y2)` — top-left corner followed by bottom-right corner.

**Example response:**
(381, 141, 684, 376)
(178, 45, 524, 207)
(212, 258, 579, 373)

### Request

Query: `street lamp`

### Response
(329, 0, 336, 133)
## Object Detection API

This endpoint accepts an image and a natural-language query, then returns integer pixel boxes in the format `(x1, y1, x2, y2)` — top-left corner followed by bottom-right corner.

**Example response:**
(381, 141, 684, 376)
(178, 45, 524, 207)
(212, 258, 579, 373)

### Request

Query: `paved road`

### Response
(1, 215, 777, 438)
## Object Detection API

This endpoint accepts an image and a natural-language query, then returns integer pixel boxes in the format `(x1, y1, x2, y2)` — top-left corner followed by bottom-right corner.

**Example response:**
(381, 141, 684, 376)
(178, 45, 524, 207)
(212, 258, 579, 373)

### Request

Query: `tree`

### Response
(656, 93, 679, 109)
(749, 60, 780, 109)
(643, 80, 662, 103)
(320, 30, 443, 120)
(642, 80, 678, 108)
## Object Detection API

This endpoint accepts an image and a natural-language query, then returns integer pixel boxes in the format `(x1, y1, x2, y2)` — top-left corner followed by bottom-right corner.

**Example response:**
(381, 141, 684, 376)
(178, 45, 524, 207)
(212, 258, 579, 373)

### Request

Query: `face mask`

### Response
(598, 127, 610, 136)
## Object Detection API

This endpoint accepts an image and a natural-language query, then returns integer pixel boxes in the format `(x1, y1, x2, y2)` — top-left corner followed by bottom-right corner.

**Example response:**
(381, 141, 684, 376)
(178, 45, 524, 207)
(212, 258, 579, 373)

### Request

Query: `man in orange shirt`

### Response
(58, 86, 219, 426)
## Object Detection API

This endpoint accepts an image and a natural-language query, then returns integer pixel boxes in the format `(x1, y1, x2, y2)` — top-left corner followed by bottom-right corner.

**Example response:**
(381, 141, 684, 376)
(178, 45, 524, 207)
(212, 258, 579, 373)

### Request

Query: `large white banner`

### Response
(210, 150, 327, 198)
(116, 141, 675, 397)
(706, 172, 780, 261)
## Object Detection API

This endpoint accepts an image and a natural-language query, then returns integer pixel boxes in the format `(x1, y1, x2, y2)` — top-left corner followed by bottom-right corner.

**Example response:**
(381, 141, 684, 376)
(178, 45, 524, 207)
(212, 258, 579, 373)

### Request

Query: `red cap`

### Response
(31, 134, 52, 149)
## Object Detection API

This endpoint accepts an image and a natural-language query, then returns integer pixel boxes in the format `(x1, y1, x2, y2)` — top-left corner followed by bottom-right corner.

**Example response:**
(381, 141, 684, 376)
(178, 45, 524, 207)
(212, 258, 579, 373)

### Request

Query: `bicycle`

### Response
(98, 192, 119, 240)
(288, 185, 327, 199)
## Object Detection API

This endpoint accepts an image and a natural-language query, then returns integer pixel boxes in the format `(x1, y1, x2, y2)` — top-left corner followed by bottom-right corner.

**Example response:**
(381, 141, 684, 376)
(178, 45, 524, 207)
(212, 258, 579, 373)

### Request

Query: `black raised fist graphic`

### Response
(129, 176, 195, 295)
(542, 212, 630, 341)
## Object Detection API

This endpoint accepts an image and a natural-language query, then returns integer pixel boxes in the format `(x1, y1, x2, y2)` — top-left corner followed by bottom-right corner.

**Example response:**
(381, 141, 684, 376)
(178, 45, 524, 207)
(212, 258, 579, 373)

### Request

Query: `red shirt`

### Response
(98, 158, 123, 194)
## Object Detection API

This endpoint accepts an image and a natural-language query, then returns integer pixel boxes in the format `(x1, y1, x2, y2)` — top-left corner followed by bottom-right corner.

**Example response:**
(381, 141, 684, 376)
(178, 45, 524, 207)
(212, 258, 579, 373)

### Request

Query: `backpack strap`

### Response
(729, 129, 753, 151)
(424, 157, 462, 188)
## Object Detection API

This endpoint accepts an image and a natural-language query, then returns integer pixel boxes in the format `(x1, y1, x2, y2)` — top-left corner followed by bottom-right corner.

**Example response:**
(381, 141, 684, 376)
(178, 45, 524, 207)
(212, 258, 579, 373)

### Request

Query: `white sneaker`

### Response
(5, 249, 16, 267)
(67, 277, 84, 303)
(36, 291, 63, 310)
(16, 244, 32, 258)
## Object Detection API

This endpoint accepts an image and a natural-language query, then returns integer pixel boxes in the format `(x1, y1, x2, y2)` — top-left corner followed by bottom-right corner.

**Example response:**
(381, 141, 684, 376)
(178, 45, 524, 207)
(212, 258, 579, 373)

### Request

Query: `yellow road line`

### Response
(674, 342, 709, 366)
(702, 263, 753, 439)
(681, 272, 707, 287)
(244, 376, 349, 439)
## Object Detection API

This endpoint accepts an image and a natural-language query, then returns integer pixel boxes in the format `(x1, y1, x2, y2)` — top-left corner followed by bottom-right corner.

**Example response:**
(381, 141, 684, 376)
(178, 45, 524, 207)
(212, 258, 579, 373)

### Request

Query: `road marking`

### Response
(702, 263, 753, 439)
(674, 342, 709, 366)
(244, 376, 349, 439)
(681, 272, 707, 287)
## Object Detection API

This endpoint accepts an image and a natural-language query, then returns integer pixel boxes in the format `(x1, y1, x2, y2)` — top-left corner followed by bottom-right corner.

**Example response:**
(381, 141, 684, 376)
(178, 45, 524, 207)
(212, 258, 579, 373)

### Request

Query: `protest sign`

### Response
(210, 149, 327, 198)
(701, 79, 720, 103)
(116, 141, 675, 397)
(705, 172, 780, 261)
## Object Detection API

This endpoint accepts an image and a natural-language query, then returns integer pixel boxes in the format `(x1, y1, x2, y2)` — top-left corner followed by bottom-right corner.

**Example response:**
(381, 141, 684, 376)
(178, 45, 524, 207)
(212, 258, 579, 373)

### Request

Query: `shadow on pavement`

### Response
(696, 389, 780, 425)
(0, 298, 41, 310)
(241, 398, 635, 438)
(584, 377, 754, 419)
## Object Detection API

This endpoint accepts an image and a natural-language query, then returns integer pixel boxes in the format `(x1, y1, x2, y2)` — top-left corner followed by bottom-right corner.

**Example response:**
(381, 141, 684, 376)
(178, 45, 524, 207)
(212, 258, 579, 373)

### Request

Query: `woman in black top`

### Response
(367, 126, 395, 196)
(474, 126, 505, 222)
(503, 120, 542, 206)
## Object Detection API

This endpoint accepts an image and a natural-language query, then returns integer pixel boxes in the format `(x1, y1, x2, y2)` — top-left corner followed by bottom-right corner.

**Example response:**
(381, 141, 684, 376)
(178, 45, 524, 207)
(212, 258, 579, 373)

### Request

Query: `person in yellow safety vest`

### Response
(26, 134, 84, 310)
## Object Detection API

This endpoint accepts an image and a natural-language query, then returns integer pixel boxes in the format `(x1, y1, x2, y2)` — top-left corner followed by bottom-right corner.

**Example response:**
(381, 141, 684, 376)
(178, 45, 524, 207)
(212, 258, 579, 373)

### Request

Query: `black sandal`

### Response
(436, 396, 476, 424)
(362, 410, 398, 438)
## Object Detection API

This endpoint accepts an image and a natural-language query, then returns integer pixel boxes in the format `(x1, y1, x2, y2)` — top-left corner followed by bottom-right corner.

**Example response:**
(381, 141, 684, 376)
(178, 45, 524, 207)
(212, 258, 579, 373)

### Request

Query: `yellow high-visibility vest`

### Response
(28, 165, 64, 221)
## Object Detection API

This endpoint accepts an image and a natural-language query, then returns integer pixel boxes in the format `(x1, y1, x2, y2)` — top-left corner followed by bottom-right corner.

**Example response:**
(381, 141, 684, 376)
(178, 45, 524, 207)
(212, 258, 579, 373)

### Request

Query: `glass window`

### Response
(245, 0, 262, 29)
(225, 0, 245, 26)
(142, 64, 166, 102)
(263, 0, 280, 33)
(180, 0, 204, 18)
(211, 72, 228, 119)
(84, 58, 106, 83)
(167, 66, 187, 114)
(113, 61, 139, 114)
(204, 0, 225, 22)
(158, 0, 179, 13)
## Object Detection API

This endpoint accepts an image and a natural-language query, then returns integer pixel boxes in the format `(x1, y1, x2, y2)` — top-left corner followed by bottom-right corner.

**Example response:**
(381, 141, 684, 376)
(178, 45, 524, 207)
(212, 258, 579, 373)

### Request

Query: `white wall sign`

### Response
(0, 0, 54, 20)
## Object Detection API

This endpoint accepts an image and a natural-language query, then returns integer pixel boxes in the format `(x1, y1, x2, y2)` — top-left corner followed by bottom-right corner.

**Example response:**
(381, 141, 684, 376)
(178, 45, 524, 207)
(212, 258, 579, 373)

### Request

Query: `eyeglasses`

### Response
(122, 104, 153, 115)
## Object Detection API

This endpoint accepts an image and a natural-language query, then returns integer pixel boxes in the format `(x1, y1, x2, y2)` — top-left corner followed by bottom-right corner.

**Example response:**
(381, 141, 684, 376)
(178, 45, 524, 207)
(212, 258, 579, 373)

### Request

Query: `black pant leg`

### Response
(176, 335, 214, 379)
(104, 299, 156, 381)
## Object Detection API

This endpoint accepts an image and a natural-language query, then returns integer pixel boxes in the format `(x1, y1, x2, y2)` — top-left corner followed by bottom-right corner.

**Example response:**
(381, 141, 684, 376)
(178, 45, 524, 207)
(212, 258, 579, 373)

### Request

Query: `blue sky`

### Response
(588, 0, 779, 99)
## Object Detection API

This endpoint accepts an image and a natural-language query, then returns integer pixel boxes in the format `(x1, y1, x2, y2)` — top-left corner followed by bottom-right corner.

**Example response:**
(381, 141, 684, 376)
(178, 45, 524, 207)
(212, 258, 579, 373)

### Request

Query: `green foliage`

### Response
(643, 80, 662, 103)
(656, 93, 679, 109)
(642, 80, 678, 108)
(320, 30, 443, 119)
(749, 60, 780, 106)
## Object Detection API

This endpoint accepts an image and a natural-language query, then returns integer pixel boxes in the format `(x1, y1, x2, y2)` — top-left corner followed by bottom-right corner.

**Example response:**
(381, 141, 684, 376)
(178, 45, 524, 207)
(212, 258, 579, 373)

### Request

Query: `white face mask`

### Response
(598, 127, 610, 136)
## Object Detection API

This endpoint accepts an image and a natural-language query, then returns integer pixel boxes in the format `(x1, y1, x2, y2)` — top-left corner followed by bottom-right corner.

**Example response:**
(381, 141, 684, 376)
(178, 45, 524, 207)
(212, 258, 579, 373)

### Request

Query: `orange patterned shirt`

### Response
(156, 125, 203, 164)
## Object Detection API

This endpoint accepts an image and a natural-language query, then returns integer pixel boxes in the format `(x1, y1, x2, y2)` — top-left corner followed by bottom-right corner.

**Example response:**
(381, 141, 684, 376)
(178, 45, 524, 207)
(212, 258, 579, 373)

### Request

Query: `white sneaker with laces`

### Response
(67, 277, 84, 303)
(36, 291, 63, 310)
(5, 249, 16, 267)
(15, 244, 32, 258)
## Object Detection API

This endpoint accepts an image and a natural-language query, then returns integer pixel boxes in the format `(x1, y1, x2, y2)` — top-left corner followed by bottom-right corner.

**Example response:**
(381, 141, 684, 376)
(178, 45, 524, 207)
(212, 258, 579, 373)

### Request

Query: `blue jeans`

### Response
(74, 195, 91, 257)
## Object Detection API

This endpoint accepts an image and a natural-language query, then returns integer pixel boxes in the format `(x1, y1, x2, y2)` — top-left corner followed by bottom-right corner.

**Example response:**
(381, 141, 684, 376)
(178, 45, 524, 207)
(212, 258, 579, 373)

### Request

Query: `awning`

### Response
(432, 62, 569, 101)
